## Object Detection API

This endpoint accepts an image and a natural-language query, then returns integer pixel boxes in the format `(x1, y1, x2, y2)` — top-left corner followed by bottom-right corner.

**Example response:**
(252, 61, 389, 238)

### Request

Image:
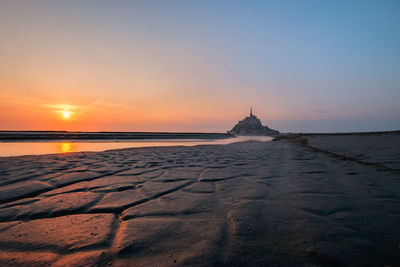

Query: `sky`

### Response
(0, 0, 399, 133)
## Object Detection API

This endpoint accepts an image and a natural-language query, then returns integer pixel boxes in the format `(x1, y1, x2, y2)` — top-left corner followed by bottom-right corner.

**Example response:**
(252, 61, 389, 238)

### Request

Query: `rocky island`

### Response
(229, 108, 279, 136)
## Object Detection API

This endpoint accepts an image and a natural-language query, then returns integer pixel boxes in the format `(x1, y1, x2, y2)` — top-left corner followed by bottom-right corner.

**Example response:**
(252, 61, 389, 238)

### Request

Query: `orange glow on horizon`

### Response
(0, 93, 287, 132)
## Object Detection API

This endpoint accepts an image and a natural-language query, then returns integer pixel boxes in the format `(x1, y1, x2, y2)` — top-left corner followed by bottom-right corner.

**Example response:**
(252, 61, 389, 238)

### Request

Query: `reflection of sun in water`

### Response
(62, 110, 71, 119)
(57, 143, 74, 153)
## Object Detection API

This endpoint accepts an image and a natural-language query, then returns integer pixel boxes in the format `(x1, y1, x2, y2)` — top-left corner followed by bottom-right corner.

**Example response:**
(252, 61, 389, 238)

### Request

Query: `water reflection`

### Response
(58, 142, 74, 153)
(0, 136, 273, 157)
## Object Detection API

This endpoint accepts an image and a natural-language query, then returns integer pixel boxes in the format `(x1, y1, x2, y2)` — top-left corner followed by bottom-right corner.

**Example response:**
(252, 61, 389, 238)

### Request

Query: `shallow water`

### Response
(0, 136, 273, 157)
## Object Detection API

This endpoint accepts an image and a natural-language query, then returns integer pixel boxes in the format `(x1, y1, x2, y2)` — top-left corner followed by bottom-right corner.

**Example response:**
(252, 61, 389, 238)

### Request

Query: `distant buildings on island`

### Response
(229, 108, 279, 136)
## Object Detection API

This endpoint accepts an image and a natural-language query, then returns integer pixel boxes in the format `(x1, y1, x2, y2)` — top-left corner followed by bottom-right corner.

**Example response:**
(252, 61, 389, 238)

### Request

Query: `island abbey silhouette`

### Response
(229, 108, 279, 136)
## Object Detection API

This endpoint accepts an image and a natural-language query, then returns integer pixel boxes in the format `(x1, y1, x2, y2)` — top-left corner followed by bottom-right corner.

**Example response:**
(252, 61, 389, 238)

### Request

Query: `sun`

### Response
(50, 104, 77, 121)
(62, 110, 71, 119)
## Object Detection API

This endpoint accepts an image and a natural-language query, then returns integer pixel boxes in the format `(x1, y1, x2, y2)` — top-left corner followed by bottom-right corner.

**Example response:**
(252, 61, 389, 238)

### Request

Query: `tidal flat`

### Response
(0, 133, 399, 266)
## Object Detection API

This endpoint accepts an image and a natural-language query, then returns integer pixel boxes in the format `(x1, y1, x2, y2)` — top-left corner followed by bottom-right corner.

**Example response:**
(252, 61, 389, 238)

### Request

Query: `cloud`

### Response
(0, 92, 133, 119)
(42, 100, 102, 118)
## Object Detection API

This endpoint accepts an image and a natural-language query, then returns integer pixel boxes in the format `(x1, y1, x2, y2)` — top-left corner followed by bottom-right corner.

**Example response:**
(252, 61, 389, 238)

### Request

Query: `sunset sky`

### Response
(1, 0, 399, 132)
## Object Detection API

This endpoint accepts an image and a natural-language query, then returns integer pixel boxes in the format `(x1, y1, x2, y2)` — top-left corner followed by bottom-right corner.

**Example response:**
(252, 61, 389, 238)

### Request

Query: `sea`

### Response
(0, 132, 273, 157)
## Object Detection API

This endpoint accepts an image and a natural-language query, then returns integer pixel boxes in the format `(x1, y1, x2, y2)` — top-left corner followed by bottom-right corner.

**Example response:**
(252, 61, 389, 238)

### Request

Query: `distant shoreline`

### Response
(294, 130, 400, 135)
(0, 131, 234, 141)
(273, 130, 400, 141)
(1, 130, 399, 141)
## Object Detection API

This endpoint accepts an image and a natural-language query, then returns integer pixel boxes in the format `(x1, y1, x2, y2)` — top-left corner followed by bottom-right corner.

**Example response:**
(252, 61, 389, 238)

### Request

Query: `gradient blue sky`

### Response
(0, 0, 399, 132)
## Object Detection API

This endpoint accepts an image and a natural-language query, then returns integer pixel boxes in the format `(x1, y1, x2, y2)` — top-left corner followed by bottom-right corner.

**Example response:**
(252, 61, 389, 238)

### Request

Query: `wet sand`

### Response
(0, 133, 399, 266)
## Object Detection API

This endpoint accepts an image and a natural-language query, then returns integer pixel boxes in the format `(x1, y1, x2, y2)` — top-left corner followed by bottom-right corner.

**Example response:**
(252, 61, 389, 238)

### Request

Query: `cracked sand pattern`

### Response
(0, 138, 399, 266)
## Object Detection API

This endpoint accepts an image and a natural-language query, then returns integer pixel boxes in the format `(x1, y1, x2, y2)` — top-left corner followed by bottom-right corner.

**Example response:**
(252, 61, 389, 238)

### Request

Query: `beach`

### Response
(0, 133, 399, 266)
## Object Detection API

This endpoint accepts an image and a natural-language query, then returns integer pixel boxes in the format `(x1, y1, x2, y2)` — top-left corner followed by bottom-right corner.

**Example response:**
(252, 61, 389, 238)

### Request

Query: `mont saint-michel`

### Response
(229, 108, 279, 136)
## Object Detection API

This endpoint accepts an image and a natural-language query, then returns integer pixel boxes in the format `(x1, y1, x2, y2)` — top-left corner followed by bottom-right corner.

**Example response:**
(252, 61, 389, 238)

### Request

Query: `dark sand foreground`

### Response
(0, 133, 399, 266)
